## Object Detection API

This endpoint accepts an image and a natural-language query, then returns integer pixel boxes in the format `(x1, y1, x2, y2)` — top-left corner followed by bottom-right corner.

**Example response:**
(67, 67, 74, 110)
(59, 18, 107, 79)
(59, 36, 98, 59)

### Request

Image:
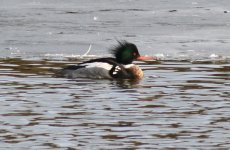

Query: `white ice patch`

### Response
(84, 62, 113, 70)
(93, 16, 98, 21)
(209, 53, 219, 58)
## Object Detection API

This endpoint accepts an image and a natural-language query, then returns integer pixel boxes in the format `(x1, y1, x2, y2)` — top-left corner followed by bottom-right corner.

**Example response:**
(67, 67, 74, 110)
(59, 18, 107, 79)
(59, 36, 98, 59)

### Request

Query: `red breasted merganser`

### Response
(57, 41, 155, 79)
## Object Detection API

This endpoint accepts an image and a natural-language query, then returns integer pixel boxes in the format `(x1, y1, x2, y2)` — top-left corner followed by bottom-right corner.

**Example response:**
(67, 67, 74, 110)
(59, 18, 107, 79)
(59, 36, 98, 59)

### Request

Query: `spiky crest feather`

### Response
(110, 41, 140, 64)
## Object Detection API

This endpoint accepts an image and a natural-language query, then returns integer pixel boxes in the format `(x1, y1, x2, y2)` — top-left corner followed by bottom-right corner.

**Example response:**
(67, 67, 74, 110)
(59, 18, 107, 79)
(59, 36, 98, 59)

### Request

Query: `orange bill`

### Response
(136, 55, 158, 61)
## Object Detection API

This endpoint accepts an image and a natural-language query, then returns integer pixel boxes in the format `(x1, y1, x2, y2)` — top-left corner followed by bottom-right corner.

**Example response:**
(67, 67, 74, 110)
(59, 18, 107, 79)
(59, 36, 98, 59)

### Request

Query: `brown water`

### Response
(0, 58, 229, 149)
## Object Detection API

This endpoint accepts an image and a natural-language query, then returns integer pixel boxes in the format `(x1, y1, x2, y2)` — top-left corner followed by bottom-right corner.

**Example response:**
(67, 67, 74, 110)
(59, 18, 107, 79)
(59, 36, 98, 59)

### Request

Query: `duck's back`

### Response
(57, 58, 132, 79)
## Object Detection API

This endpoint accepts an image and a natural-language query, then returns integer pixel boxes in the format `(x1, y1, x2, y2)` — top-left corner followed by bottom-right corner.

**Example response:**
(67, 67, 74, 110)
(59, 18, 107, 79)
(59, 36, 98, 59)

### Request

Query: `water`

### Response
(0, 58, 229, 149)
(0, 0, 230, 149)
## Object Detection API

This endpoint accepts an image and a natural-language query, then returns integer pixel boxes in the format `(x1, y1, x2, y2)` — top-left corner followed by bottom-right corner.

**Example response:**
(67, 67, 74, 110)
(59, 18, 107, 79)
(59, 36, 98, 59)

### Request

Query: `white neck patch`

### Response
(124, 64, 135, 68)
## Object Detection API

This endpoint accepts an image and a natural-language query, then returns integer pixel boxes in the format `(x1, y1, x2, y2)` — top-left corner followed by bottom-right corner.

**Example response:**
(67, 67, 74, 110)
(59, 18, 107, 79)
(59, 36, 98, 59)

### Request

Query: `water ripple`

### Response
(0, 58, 229, 149)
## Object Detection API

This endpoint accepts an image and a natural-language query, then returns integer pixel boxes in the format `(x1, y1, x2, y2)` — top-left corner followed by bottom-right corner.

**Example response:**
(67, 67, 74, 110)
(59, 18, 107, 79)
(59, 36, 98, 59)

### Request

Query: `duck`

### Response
(56, 41, 155, 79)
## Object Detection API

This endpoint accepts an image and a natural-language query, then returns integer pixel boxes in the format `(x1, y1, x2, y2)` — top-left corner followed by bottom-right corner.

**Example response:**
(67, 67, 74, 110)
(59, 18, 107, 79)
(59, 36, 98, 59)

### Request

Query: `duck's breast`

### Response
(124, 64, 144, 79)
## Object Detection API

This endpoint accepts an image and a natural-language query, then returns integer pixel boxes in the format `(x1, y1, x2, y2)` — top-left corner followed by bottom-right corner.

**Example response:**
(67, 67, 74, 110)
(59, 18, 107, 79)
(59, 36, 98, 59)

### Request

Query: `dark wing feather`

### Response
(62, 57, 116, 70)
(59, 57, 132, 79)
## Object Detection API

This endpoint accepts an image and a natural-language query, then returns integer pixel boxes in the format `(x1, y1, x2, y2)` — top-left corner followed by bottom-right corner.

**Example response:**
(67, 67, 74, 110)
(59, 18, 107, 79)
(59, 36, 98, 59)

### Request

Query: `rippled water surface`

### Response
(0, 0, 230, 149)
(0, 58, 229, 149)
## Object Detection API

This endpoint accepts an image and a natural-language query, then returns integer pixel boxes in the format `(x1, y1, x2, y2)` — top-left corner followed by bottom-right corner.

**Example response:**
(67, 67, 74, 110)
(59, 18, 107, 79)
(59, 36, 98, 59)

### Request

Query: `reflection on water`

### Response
(0, 58, 229, 149)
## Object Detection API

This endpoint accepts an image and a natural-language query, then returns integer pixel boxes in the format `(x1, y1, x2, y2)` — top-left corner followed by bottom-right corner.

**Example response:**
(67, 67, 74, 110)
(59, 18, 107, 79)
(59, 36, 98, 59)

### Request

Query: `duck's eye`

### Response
(133, 52, 137, 56)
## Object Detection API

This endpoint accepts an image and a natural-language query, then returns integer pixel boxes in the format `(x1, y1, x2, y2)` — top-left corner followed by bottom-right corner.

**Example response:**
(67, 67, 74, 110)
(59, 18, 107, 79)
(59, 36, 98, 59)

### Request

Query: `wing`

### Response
(60, 57, 132, 79)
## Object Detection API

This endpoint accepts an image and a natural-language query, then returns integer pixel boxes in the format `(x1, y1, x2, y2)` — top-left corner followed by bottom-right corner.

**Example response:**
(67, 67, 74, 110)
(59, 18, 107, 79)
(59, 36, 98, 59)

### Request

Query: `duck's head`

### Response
(111, 41, 153, 64)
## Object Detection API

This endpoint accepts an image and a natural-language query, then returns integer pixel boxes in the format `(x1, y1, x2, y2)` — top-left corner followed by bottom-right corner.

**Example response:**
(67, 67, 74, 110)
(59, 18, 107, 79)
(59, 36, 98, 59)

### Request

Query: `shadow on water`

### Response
(0, 58, 229, 149)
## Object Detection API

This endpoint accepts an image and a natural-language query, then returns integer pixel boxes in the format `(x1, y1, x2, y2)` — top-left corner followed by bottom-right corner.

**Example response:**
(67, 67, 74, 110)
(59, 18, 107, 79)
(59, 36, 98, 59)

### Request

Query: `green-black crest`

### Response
(111, 41, 140, 64)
